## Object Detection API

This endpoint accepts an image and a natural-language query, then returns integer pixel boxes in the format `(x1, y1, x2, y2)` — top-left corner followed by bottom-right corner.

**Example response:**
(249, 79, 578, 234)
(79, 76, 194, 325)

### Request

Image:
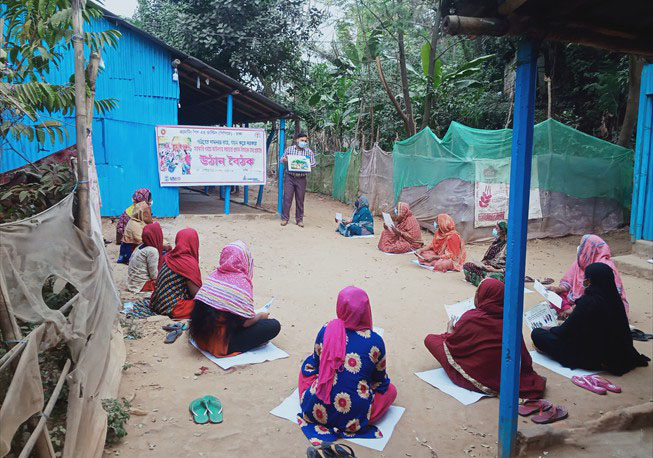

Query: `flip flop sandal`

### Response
(164, 328, 184, 344)
(531, 405, 568, 424)
(306, 446, 330, 458)
(587, 375, 622, 393)
(324, 443, 356, 457)
(518, 399, 553, 416)
(631, 329, 653, 341)
(524, 276, 535, 283)
(202, 396, 223, 423)
(189, 398, 209, 424)
(572, 375, 607, 395)
(539, 277, 554, 285)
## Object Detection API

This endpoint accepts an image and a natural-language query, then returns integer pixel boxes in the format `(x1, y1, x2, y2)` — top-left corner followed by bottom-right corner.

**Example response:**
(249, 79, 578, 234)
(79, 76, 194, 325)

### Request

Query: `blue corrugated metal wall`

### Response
(630, 63, 653, 241)
(1, 17, 180, 217)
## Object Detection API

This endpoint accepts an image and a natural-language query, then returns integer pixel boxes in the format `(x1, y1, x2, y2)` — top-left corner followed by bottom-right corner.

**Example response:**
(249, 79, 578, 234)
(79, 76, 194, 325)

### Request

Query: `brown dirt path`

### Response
(104, 190, 652, 458)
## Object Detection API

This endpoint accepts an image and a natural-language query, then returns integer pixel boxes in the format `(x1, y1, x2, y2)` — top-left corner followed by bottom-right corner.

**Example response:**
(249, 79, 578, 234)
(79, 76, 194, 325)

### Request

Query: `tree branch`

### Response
(375, 56, 411, 133)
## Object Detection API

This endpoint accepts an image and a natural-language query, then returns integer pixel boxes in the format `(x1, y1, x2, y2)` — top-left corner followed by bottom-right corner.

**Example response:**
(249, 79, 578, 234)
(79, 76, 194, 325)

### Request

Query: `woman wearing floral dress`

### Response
(297, 286, 397, 446)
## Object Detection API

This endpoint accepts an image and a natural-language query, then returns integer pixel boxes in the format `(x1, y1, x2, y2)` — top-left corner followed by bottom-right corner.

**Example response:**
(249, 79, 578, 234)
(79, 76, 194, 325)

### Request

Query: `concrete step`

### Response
(633, 239, 653, 260)
(613, 253, 653, 280)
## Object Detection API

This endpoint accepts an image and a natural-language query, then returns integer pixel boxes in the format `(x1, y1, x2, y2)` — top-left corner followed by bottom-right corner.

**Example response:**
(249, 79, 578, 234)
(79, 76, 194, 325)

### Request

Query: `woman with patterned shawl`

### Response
(189, 241, 280, 357)
(547, 234, 630, 318)
(377, 202, 423, 253)
(297, 286, 397, 446)
(129, 228, 201, 319)
(424, 278, 546, 399)
(463, 221, 508, 286)
(415, 213, 466, 272)
(116, 188, 151, 244)
(336, 196, 374, 237)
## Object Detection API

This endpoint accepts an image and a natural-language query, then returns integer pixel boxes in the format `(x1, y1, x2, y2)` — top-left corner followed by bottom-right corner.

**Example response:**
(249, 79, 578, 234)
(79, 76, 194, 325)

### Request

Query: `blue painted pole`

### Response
(225, 93, 233, 215)
(244, 122, 249, 205)
(498, 39, 538, 458)
(278, 118, 286, 215)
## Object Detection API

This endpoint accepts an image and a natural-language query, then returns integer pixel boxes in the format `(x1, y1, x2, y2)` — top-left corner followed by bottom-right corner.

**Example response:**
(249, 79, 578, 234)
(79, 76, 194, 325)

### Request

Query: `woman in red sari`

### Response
(377, 202, 423, 254)
(415, 213, 466, 272)
(424, 278, 546, 399)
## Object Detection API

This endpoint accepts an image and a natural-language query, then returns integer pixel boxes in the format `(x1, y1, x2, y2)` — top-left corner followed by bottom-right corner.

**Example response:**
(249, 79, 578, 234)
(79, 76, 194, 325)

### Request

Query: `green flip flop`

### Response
(202, 396, 223, 424)
(189, 398, 209, 424)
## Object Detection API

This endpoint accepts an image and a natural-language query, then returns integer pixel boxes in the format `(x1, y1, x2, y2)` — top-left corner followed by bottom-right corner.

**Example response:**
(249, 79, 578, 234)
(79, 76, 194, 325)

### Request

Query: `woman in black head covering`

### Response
(531, 262, 649, 375)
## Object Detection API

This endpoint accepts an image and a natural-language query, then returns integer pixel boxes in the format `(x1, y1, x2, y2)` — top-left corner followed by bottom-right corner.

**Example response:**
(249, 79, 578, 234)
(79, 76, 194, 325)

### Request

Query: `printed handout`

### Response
(524, 301, 558, 330)
(534, 280, 563, 308)
(335, 212, 343, 222)
(255, 297, 275, 315)
(444, 298, 475, 326)
(382, 212, 395, 229)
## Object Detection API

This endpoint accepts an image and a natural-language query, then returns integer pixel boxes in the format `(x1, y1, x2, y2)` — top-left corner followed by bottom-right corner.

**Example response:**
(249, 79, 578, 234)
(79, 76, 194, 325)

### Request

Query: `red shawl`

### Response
(439, 279, 545, 399)
(164, 228, 202, 287)
(142, 223, 164, 269)
(421, 213, 466, 271)
(378, 202, 423, 253)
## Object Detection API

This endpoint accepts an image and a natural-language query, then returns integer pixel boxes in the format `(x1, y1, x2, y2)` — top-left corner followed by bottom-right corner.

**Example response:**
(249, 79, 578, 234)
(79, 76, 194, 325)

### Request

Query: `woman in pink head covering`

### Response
(547, 234, 629, 318)
(189, 241, 280, 357)
(297, 286, 397, 446)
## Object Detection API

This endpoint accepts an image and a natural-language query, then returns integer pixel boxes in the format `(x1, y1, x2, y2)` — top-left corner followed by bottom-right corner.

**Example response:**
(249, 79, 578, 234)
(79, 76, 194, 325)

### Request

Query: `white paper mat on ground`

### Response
(383, 250, 415, 256)
(350, 234, 375, 238)
(189, 338, 288, 370)
(270, 388, 404, 452)
(415, 369, 490, 405)
(529, 351, 598, 379)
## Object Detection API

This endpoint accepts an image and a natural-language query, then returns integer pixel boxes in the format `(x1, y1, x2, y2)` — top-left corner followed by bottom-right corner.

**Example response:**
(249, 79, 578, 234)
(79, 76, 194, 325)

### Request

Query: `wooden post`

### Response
(498, 39, 538, 458)
(72, 0, 90, 235)
(85, 52, 101, 131)
(0, 282, 56, 458)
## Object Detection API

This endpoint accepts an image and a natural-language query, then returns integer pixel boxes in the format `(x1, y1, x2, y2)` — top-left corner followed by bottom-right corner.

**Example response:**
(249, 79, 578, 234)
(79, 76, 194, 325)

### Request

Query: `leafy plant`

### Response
(101, 398, 131, 444)
(119, 317, 144, 340)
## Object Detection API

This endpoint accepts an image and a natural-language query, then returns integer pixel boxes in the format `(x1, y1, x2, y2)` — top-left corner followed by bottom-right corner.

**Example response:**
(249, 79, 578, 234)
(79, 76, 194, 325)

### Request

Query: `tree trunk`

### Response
(396, 0, 415, 136)
(375, 57, 411, 134)
(420, 1, 443, 130)
(618, 55, 644, 148)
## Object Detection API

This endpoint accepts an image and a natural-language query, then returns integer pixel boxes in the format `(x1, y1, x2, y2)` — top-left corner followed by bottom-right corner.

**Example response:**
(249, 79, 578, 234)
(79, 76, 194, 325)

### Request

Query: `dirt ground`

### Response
(104, 188, 653, 458)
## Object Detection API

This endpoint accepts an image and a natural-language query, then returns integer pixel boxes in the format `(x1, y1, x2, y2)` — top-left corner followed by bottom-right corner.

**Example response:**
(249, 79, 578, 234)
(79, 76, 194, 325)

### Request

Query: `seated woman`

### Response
(189, 241, 281, 357)
(463, 221, 507, 285)
(336, 196, 374, 237)
(298, 286, 397, 445)
(130, 228, 201, 319)
(116, 188, 151, 244)
(127, 223, 164, 293)
(118, 200, 153, 264)
(415, 213, 466, 272)
(532, 263, 649, 375)
(377, 202, 423, 253)
(424, 279, 546, 399)
(547, 234, 629, 318)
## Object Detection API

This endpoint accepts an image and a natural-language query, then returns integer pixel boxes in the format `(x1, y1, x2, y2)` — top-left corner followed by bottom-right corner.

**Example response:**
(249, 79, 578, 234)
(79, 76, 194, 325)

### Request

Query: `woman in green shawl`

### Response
(463, 221, 507, 286)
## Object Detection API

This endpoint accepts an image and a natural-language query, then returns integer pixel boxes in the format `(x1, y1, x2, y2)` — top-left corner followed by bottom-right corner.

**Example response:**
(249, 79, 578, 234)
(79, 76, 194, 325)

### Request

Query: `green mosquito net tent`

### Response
(392, 119, 634, 241)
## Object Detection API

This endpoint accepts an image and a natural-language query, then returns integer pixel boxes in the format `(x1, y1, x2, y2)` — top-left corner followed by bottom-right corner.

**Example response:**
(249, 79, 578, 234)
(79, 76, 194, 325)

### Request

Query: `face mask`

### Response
(492, 228, 498, 238)
(150, 200, 154, 207)
(577, 245, 581, 256)
(298, 141, 308, 149)
(394, 207, 398, 215)
(433, 222, 439, 232)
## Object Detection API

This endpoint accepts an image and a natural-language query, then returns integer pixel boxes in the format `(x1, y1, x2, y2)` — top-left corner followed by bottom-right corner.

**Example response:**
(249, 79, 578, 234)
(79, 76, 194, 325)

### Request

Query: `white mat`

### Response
(529, 351, 599, 379)
(270, 388, 404, 451)
(383, 250, 415, 256)
(415, 369, 490, 405)
(189, 338, 289, 370)
(350, 235, 375, 238)
(410, 259, 434, 271)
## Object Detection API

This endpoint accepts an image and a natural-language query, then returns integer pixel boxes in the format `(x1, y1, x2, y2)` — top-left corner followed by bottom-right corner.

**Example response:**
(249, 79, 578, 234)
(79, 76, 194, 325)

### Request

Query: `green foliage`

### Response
(134, 0, 325, 92)
(102, 398, 132, 444)
(42, 275, 79, 310)
(0, 0, 121, 150)
(0, 162, 75, 223)
(119, 317, 144, 340)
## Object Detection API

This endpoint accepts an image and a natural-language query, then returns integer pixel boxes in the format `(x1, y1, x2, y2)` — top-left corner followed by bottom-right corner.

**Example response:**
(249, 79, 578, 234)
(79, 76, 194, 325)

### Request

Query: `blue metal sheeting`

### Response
(1, 17, 180, 217)
(631, 63, 653, 241)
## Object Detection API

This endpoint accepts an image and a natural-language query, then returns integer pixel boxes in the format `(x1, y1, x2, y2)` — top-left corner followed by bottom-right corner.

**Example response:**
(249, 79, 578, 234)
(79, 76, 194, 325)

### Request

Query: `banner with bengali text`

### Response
(155, 125, 267, 186)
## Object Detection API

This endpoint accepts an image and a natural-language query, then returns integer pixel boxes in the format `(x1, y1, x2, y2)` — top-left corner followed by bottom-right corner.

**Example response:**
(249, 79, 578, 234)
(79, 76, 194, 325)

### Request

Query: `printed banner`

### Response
(474, 159, 542, 227)
(155, 125, 267, 186)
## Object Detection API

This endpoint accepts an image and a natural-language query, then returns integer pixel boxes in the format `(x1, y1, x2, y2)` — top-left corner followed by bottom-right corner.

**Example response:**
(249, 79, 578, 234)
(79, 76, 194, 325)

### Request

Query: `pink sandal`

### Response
(587, 375, 622, 393)
(518, 400, 552, 416)
(572, 375, 606, 395)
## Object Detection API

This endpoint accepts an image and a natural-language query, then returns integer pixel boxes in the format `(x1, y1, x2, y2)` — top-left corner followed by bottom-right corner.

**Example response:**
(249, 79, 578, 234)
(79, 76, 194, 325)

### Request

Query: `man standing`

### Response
(280, 132, 315, 227)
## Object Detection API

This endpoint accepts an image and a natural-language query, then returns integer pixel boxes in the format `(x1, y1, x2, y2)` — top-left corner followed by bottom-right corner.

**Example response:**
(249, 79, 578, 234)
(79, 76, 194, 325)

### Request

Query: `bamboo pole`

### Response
(18, 360, 72, 458)
(0, 283, 56, 458)
(72, 0, 91, 235)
